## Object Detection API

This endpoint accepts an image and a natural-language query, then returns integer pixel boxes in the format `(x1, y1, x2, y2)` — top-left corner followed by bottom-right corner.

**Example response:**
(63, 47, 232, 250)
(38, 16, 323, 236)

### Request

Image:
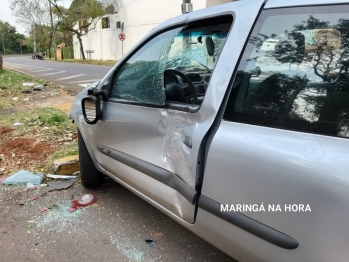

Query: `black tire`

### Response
(78, 129, 102, 187)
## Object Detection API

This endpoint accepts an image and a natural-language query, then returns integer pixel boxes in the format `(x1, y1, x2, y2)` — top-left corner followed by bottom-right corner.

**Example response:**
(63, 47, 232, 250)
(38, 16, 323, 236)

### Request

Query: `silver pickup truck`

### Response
(70, 0, 349, 261)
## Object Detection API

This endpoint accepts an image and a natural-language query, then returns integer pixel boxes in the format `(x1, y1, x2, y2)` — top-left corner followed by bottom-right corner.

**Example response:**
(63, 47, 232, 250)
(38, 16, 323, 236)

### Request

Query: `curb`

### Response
(3, 65, 69, 92)
(3, 65, 39, 79)
(54, 155, 80, 175)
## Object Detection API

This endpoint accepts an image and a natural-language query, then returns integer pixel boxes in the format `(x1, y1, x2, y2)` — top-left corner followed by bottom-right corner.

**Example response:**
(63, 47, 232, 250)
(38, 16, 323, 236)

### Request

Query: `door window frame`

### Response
(101, 14, 234, 113)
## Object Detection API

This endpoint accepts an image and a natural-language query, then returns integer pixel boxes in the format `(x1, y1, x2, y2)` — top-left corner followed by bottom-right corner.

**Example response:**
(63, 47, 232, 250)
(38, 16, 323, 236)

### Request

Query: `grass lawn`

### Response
(0, 69, 59, 109)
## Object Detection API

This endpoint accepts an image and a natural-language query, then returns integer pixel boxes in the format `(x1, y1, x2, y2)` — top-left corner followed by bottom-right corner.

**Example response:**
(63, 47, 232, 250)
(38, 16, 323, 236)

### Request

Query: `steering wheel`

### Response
(164, 69, 197, 104)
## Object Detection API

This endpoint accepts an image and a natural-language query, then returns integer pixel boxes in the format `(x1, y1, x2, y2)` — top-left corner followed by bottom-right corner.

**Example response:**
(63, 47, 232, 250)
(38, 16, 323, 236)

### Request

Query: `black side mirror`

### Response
(82, 96, 100, 124)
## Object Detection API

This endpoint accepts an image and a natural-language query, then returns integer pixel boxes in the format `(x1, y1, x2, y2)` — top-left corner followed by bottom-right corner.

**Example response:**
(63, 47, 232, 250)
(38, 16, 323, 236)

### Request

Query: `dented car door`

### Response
(77, 1, 264, 225)
(88, 27, 199, 223)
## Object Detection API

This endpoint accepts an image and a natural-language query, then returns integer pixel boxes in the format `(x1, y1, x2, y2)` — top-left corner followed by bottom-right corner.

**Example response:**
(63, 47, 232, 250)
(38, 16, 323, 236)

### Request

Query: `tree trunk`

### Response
(49, 1, 57, 60)
(77, 34, 86, 60)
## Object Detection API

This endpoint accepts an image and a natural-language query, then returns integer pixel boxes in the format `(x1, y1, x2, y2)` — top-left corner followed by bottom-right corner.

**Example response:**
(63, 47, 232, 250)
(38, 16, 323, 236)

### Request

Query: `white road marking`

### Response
(9, 65, 37, 68)
(5, 62, 27, 65)
(5, 64, 42, 69)
(30, 69, 54, 73)
(68, 79, 100, 83)
(39, 71, 66, 76)
(5, 62, 38, 66)
(22, 67, 42, 69)
(57, 74, 85, 81)
(78, 83, 91, 88)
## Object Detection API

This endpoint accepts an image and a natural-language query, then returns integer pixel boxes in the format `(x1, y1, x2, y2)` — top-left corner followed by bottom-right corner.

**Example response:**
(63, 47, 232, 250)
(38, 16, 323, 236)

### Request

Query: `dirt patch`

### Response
(2, 137, 56, 157)
(0, 136, 59, 173)
(0, 108, 15, 115)
(0, 108, 78, 176)
(13, 88, 75, 114)
(0, 87, 75, 116)
(0, 83, 77, 176)
(52, 102, 74, 113)
(0, 126, 15, 135)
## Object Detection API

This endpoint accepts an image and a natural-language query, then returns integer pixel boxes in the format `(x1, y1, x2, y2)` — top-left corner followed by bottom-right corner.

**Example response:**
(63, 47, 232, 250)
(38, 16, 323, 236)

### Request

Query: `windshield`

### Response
(164, 23, 231, 74)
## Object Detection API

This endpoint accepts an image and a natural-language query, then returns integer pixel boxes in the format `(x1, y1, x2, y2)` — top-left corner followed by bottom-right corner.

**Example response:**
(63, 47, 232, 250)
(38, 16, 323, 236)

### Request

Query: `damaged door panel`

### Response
(94, 103, 197, 223)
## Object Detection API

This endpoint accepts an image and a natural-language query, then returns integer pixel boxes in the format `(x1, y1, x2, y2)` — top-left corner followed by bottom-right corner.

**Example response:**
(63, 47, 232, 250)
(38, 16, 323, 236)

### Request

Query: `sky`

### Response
(0, 0, 27, 34)
(0, 0, 72, 36)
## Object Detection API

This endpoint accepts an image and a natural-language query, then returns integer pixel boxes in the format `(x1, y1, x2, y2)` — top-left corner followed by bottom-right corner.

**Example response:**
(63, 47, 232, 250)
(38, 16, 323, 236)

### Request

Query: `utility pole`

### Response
(181, 1, 192, 50)
(33, 25, 37, 53)
(182, 0, 193, 14)
(49, 1, 57, 60)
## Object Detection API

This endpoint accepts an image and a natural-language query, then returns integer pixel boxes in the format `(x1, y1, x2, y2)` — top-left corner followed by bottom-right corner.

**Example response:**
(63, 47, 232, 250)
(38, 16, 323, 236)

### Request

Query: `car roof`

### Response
(156, 0, 349, 33)
(265, 0, 349, 9)
(152, 0, 264, 33)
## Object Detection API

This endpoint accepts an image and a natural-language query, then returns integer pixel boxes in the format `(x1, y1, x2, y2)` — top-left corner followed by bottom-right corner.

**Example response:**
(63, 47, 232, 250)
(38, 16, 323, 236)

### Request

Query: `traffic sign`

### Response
(119, 33, 126, 41)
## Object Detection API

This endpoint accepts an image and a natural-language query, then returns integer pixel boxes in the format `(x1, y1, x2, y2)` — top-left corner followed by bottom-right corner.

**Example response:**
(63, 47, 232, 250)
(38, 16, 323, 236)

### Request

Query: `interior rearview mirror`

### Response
(82, 96, 100, 124)
(206, 37, 215, 57)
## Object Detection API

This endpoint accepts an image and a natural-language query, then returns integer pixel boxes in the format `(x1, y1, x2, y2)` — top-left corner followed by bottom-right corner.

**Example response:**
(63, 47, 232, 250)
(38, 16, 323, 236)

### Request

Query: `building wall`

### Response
(206, 0, 232, 7)
(73, 0, 230, 61)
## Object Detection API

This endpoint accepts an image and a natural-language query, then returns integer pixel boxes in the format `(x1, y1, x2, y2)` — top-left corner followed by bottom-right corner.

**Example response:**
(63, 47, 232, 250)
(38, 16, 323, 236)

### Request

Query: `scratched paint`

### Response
(166, 109, 194, 186)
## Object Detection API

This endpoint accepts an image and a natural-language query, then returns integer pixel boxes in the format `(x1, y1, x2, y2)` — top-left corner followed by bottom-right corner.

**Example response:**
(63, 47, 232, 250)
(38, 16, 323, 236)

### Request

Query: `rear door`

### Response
(201, 4, 349, 261)
(80, 0, 265, 224)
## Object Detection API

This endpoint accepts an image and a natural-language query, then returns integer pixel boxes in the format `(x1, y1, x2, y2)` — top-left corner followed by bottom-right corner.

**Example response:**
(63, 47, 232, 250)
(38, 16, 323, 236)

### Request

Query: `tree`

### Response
(48, 0, 110, 60)
(0, 21, 26, 54)
(11, 0, 114, 59)
(9, 0, 54, 53)
(9, 0, 50, 26)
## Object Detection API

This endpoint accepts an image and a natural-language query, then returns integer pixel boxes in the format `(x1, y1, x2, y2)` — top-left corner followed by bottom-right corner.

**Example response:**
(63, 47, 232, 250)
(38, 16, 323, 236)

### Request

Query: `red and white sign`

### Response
(119, 33, 126, 41)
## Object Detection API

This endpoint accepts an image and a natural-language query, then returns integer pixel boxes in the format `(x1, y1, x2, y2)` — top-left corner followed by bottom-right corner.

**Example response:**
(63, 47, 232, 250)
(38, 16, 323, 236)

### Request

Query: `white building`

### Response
(73, 0, 232, 61)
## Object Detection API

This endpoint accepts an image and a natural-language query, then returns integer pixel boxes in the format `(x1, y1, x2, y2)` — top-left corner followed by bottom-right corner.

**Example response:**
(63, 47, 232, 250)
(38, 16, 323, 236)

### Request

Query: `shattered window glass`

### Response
(162, 21, 232, 105)
(111, 28, 182, 106)
(111, 18, 232, 107)
(165, 24, 231, 76)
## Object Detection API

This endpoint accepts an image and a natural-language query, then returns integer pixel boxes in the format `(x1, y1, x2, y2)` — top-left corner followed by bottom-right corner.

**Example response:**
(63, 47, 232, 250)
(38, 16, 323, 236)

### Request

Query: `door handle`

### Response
(183, 136, 192, 148)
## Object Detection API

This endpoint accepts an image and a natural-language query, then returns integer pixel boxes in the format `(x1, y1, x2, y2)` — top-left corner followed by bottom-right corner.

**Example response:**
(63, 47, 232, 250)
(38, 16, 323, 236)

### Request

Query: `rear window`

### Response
(224, 5, 349, 138)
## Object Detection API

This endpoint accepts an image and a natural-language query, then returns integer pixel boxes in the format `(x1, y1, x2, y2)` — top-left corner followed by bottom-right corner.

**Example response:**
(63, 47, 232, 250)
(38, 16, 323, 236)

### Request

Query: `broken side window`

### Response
(111, 27, 183, 106)
(163, 17, 233, 105)
(165, 23, 231, 77)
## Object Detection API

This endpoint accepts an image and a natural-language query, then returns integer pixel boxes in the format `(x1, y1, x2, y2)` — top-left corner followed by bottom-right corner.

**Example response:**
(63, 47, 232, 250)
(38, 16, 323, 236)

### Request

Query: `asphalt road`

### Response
(1, 56, 237, 262)
(0, 179, 235, 262)
(3, 56, 113, 95)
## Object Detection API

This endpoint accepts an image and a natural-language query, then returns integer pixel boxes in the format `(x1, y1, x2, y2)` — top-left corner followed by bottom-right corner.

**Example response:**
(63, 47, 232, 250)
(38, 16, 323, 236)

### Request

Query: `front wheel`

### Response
(78, 129, 102, 187)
